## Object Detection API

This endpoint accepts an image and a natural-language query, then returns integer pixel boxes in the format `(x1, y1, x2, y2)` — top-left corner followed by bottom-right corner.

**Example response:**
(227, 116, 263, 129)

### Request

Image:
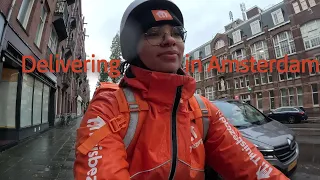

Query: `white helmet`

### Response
(119, 0, 184, 62)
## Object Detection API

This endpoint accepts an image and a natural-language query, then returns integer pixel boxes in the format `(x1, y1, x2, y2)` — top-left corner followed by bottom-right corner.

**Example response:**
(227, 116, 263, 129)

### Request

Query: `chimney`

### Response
(240, 3, 247, 21)
(246, 6, 263, 19)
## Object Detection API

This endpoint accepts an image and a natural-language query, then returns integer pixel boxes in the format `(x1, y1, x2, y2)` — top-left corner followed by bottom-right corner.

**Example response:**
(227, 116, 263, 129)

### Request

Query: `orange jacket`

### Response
(74, 65, 289, 180)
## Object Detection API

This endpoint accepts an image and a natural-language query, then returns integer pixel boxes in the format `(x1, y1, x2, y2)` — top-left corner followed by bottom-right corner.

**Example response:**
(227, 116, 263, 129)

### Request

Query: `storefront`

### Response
(0, 23, 57, 151)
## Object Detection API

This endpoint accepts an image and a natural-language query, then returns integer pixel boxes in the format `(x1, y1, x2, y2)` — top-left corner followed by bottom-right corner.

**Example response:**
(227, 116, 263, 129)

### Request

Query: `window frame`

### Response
(250, 40, 269, 61)
(311, 84, 319, 106)
(300, 19, 320, 50)
(34, 3, 48, 47)
(232, 30, 242, 44)
(17, 0, 35, 29)
(271, 8, 285, 25)
(292, 2, 301, 14)
(273, 31, 296, 59)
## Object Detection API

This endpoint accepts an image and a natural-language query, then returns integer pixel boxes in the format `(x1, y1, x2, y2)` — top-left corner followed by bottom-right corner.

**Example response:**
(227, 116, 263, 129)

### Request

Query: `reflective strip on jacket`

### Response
(73, 65, 289, 180)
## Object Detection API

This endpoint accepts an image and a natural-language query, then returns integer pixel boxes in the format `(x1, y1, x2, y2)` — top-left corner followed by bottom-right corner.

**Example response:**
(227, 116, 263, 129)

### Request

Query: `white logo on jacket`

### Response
(86, 116, 105, 180)
(216, 111, 274, 179)
(190, 126, 203, 152)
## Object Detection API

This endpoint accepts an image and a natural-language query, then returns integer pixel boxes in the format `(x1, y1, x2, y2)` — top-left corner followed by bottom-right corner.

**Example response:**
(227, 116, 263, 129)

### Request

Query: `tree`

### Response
(109, 32, 122, 83)
(98, 61, 111, 82)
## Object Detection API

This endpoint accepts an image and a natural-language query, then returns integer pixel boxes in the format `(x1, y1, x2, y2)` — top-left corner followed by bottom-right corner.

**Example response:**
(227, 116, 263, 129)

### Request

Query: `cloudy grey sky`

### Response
(82, 0, 282, 99)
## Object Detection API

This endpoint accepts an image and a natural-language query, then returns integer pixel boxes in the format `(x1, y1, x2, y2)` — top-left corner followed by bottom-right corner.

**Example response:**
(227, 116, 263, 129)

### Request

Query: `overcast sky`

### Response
(81, 0, 282, 99)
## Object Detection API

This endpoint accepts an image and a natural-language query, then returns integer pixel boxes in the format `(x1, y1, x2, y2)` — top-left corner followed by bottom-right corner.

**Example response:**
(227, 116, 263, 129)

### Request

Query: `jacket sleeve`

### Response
(73, 89, 130, 180)
(202, 98, 289, 180)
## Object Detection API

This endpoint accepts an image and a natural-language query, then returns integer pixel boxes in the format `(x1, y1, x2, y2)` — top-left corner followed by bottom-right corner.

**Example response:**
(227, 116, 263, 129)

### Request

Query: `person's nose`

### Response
(160, 32, 176, 46)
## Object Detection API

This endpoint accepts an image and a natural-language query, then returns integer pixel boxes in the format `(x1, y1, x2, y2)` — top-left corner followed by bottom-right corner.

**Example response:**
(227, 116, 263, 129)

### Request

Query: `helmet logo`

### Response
(152, 10, 173, 21)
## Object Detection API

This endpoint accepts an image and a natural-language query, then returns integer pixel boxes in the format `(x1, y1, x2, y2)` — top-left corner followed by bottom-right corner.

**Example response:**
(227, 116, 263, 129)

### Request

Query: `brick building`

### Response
(53, 0, 90, 123)
(184, 0, 320, 116)
(0, 0, 89, 150)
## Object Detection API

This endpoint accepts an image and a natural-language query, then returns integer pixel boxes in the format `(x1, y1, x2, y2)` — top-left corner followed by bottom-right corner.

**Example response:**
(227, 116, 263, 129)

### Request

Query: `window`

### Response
(17, 0, 35, 28)
(309, 58, 320, 75)
(48, 28, 58, 54)
(250, 20, 261, 35)
(42, 85, 50, 123)
(261, 73, 268, 84)
(279, 72, 286, 81)
(273, 31, 296, 58)
(267, 72, 273, 83)
(234, 78, 239, 89)
(245, 76, 250, 87)
(311, 84, 319, 106)
(271, 9, 285, 25)
(205, 86, 215, 101)
(194, 51, 199, 60)
(250, 41, 269, 61)
(232, 30, 242, 44)
(289, 87, 295, 106)
(195, 89, 202, 95)
(292, 2, 301, 13)
(296, 86, 303, 106)
(254, 74, 260, 85)
(256, 92, 263, 111)
(269, 90, 275, 110)
(193, 67, 201, 82)
(240, 94, 251, 103)
(204, 62, 214, 79)
(308, 0, 316, 7)
(240, 77, 244, 88)
(33, 79, 43, 125)
(34, 3, 48, 47)
(0, 68, 19, 128)
(205, 45, 211, 56)
(287, 72, 293, 80)
(20, 73, 34, 128)
(280, 89, 289, 106)
(232, 49, 246, 61)
(226, 80, 230, 89)
(215, 40, 225, 50)
(299, 0, 308, 10)
(300, 20, 320, 50)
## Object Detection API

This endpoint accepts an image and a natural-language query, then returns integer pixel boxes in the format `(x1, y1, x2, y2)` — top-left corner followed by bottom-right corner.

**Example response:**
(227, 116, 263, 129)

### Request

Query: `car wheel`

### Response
(288, 116, 296, 124)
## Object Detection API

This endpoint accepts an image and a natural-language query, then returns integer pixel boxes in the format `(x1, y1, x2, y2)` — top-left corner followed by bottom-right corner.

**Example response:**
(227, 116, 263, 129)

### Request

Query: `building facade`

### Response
(53, 0, 90, 124)
(0, 0, 89, 150)
(185, 0, 320, 116)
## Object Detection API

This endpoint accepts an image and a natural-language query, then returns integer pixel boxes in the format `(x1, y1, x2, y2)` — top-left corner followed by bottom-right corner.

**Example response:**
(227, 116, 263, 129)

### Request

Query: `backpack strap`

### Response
(77, 86, 148, 155)
(114, 87, 149, 149)
(189, 94, 211, 142)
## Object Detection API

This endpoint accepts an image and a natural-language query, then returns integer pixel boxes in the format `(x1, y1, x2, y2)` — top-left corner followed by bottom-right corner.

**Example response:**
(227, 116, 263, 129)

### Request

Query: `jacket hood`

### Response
(120, 65, 196, 105)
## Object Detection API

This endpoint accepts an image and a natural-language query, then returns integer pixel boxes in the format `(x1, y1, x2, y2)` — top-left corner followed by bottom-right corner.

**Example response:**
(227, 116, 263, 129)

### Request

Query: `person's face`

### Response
(137, 24, 186, 73)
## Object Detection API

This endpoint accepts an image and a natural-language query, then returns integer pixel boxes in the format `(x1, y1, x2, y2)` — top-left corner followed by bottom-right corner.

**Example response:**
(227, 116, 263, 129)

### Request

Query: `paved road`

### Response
(0, 117, 319, 179)
(0, 118, 81, 180)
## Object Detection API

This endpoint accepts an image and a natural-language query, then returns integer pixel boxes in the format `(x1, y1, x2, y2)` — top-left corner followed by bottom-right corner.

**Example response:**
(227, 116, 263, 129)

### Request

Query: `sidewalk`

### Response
(0, 117, 82, 180)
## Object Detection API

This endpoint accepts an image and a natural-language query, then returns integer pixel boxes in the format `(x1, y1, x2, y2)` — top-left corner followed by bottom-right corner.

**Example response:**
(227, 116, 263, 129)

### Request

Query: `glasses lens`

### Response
(144, 26, 187, 45)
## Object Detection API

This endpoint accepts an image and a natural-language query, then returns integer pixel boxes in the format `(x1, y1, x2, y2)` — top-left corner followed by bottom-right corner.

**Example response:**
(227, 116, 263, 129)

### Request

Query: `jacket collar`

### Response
(121, 65, 196, 105)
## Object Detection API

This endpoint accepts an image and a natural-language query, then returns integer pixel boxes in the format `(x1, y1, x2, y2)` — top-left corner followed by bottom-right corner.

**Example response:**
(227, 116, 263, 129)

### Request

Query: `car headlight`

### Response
(254, 144, 275, 158)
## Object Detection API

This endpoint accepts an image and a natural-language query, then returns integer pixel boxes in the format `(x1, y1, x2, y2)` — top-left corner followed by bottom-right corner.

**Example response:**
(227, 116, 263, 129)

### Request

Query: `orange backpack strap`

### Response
(189, 94, 211, 142)
(77, 85, 148, 155)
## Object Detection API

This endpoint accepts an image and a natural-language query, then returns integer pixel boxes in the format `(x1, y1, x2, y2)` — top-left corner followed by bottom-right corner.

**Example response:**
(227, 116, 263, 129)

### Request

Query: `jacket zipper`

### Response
(168, 86, 182, 180)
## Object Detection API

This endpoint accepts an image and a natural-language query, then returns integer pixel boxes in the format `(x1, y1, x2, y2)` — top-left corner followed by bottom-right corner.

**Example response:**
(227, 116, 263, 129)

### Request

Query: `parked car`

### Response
(267, 106, 308, 124)
(205, 99, 299, 179)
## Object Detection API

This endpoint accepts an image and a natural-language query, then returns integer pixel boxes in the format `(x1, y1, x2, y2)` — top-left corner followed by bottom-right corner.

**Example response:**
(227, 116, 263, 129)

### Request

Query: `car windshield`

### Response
(212, 101, 271, 128)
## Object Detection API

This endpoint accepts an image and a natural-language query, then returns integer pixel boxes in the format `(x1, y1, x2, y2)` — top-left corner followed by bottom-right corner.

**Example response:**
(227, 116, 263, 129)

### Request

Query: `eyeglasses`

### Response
(144, 26, 187, 46)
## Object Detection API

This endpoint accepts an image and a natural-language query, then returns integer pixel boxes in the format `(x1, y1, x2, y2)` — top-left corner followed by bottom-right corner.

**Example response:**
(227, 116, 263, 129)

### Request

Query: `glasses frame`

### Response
(143, 26, 187, 46)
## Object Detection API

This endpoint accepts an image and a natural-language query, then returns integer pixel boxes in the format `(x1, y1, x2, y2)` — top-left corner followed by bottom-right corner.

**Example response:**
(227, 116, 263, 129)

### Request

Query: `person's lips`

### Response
(158, 50, 179, 61)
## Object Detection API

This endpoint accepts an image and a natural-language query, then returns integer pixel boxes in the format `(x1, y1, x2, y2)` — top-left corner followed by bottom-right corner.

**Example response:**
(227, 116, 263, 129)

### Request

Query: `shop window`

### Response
(20, 73, 34, 128)
(0, 68, 19, 128)
(32, 79, 43, 125)
(42, 85, 50, 123)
